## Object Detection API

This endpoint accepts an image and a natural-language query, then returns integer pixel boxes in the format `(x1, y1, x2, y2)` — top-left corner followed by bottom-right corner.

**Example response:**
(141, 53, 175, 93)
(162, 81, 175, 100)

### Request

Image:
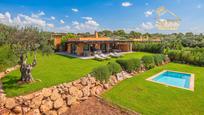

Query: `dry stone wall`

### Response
(0, 60, 170, 115)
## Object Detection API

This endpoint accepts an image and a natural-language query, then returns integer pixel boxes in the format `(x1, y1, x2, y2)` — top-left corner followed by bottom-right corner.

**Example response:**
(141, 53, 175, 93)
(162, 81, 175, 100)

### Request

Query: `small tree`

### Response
(8, 27, 53, 83)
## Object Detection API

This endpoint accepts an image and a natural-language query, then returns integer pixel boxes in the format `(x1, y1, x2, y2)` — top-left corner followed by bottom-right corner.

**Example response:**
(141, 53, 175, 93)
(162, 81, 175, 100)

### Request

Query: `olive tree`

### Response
(8, 27, 53, 83)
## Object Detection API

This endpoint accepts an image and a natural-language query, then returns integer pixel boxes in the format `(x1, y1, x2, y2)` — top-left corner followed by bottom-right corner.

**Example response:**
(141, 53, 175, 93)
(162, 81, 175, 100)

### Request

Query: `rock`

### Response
(90, 87, 97, 96)
(103, 83, 109, 89)
(50, 91, 61, 101)
(46, 110, 57, 115)
(89, 77, 96, 84)
(5, 98, 17, 109)
(0, 95, 6, 107)
(69, 86, 82, 98)
(0, 108, 10, 115)
(81, 77, 88, 86)
(72, 80, 80, 86)
(66, 95, 77, 106)
(30, 95, 43, 109)
(116, 73, 124, 81)
(74, 83, 83, 90)
(26, 109, 41, 115)
(40, 100, 53, 113)
(82, 86, 90, 97)
(57, 106, 68, 115)
(53, 98, 64, 109)
(42, 88, 52, 97)
(24, 94, 34, 100)
(95, 86, 103, 95)
(78, 97, 88, 101)
(22, 107, 30, 113)
(12, 106, 22, 114)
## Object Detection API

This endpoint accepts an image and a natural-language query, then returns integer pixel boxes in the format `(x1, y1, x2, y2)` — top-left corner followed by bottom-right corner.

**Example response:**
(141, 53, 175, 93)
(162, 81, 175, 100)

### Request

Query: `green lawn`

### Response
(1, 52, 152, 97)
(102, 63, 204, 115)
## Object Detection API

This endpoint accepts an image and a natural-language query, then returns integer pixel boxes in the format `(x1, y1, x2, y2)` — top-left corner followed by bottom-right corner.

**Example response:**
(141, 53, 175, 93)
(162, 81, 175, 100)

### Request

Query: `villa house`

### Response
(53, 32, 133, 56)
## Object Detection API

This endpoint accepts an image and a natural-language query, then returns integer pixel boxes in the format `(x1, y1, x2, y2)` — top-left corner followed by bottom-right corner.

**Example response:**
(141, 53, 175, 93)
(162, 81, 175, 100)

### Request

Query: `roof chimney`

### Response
(95, 31, 98, 38)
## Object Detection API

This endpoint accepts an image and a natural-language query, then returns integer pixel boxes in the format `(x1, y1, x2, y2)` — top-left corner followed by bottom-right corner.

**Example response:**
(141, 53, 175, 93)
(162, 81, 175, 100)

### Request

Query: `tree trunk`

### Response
(19, 54, 37, 83)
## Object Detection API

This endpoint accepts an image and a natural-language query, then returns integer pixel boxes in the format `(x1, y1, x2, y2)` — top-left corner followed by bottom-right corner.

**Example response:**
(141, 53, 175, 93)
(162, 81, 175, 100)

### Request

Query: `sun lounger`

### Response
(94, 54, 106, 61)
(99, 54, 111, 59)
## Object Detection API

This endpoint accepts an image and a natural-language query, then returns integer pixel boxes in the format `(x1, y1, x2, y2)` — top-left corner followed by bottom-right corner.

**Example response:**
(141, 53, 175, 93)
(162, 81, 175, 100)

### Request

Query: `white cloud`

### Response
(144, 10, 154, 17)
(121, 2, 133, 7)
(141, 22, 154, 30)
(82, 17, 93, 20)
(72, 8, 79, 12)
(31, 11, 45, 18)
(65, 15, 69, 18)
(197, 4, 202, 9)
(50, 16, 55, 20)
(60, 19, 65, 24)
(47, 23, 54, 28)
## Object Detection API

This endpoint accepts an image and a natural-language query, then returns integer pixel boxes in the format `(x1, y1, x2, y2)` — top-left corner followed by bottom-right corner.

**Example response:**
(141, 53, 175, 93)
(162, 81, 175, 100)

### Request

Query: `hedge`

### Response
(153, 54, 165, 66)
(92, 65, 111, 82)
(141, 55, 155, 69)
(116, 58, 141, 73)
(107, 62, 122, 75)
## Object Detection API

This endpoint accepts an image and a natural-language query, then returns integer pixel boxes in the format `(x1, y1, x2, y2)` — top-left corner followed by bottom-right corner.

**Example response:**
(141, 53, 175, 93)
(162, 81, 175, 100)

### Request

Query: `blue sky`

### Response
(0, 0, 203, 33)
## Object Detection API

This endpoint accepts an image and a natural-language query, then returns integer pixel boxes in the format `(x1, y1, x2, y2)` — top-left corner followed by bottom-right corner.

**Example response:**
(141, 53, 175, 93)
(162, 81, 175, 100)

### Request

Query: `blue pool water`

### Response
(152, 71, 191, 89)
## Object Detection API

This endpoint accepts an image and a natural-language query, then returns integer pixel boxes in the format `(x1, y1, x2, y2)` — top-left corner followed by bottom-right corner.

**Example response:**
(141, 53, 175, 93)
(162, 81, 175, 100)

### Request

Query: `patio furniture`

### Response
(99, 54, 111, 60)
(114, 52, 123, 57)
(94, 54, 106, 61)
(109, 52, 120, 58)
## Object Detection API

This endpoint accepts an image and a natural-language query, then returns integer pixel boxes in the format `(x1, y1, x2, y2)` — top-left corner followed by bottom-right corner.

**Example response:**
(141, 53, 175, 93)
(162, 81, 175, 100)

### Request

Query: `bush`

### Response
(153, 54, 165, 65)
(116, 58, 141, 72)
(133, 42, 163, 53)
(167, 49, 204, 67)
(107, 62, 122, 75)
(92, 65, 110, 82)
(142, 55, 155, 69)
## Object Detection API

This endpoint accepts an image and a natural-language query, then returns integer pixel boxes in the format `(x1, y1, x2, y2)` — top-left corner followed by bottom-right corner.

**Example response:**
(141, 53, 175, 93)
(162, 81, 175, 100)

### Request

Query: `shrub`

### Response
(130, 58, 141, 70)
(107, 62, 122, 75)
(153, 54, 165, 65)
(133, 42, 163, 53)
(142, 55, 155, 69)
(92, 65, 111, 82)
(116, 58, 141, 72)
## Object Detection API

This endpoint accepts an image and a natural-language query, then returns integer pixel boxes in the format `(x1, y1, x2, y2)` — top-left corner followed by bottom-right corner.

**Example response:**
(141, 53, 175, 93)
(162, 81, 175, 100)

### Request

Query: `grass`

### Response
(1, 52, 152, 97)
(102, 63, 204, 115)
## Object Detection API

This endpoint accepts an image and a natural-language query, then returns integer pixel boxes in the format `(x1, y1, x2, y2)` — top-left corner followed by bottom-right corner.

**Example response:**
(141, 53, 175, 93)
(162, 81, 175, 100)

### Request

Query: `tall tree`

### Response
(8, 27, 53, 83)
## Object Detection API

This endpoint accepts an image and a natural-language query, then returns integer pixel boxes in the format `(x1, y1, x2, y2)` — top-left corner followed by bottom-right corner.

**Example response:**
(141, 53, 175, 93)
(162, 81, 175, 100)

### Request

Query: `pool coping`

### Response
(146, 70, 194, 91)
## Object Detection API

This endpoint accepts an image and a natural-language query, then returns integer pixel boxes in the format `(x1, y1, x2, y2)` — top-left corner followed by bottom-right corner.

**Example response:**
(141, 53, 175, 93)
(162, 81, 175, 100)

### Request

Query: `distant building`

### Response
(53, 32, 133, 56)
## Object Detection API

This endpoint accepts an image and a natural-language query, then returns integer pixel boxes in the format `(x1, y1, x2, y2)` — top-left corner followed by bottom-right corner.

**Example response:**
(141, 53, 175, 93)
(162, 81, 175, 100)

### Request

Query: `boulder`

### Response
(103, 83, 109, 89)
(12, 106, 22, 114)
(81, 77, 88, 86)
(69, 86, 82, 98)
(57, 105, 68, 115)
(72, 80, 80, 86)
(81, 86, 90, 97)
(116, 73, 124, 81)
(22, 107, 30, 114)
(5, 98, 17, 109)
(0, 95, 6, 107)
(30, 95, 43, 109)
(66, 95, 77, 106)
(90, 87, 97, 96)
(40, 100, 53, 113)
(89, 77, 96, 84)
(95, 86, 103, 95)
(0, 108, 10, 115)
(26, 109, 41, 115)
(42, 88, 52, 97)
(53, 98, 64, 109)
(46, 110, 57, 115)
(50, 91, 61, 101)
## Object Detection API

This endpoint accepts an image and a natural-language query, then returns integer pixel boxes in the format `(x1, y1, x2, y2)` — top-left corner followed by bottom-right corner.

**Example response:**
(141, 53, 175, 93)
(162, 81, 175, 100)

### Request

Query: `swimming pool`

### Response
(146, 70, 194, 91)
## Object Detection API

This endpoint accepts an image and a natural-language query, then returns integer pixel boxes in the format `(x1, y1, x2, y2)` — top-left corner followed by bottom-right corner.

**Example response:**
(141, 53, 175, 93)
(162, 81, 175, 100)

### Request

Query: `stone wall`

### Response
(0, 59, 170, 115)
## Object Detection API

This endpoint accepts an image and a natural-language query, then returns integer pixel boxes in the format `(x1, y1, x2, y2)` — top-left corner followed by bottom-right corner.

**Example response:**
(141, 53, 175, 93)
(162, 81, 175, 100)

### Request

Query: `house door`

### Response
(71, 43, 77, 55)
(100, 43, 107, 53)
